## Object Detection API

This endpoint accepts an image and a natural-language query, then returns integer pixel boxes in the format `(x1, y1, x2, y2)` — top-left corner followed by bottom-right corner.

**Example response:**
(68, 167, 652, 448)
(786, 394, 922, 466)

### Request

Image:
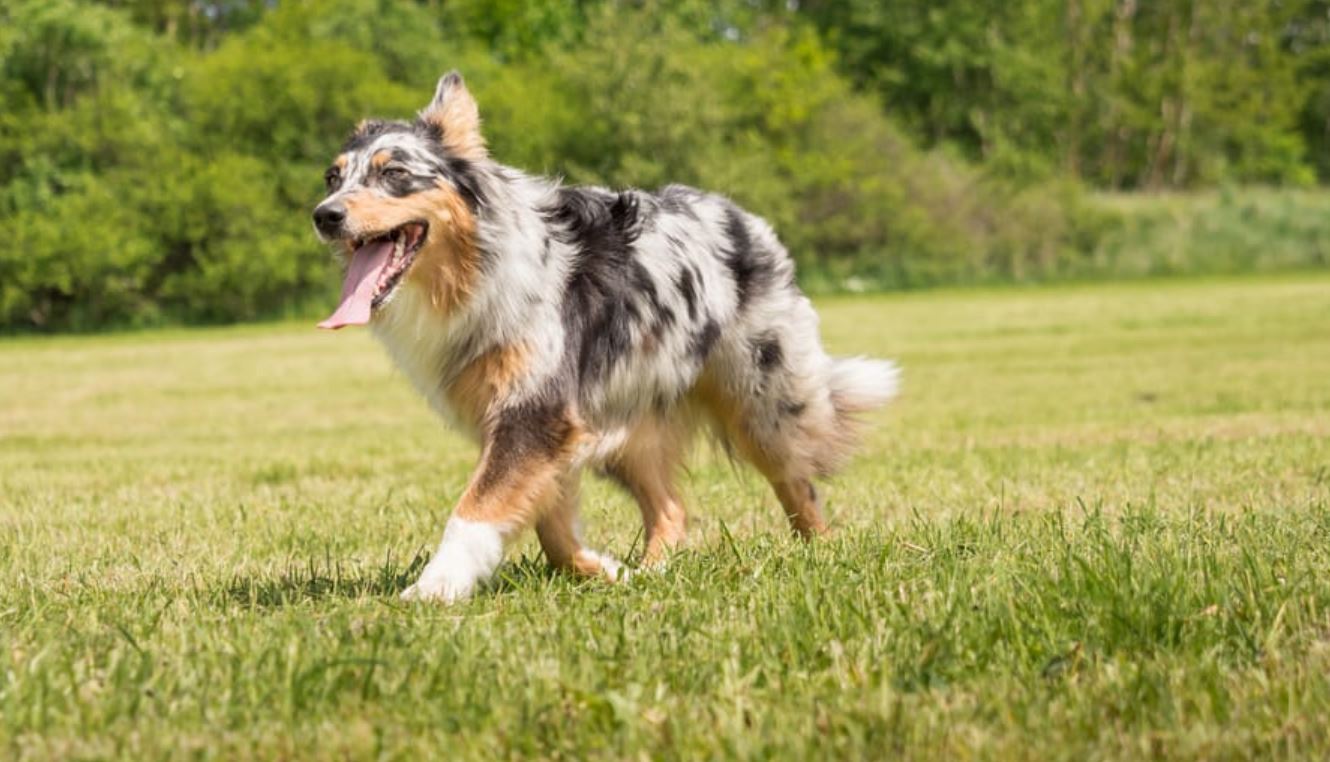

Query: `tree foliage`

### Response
(0, 0, 1327, 330)
(798, 0, 1323, 188)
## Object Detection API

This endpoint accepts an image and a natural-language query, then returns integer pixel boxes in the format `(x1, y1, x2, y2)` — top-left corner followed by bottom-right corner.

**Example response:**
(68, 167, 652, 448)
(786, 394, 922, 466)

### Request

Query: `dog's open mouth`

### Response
(318, 223, 427, 330)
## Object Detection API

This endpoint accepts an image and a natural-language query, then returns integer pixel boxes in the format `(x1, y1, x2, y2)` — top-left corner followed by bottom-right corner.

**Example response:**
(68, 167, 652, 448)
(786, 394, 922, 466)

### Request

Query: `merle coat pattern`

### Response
(312, 72, 898, 602)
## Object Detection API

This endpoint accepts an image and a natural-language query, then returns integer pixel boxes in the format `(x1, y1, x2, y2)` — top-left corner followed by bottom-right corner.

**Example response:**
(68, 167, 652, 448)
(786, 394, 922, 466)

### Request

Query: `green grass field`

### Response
(3, 275, 1329, 760)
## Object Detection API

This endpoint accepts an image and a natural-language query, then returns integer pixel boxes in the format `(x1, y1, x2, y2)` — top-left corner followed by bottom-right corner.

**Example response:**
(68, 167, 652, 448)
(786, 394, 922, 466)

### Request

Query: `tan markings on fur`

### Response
(334, 155, 348, 170)
(444, 343, 528, 432)
(690, 374, 780, 475)
(421, 79, 487, 161)
(370, 151, 392, 170)
(772, 478, 829, 538)
(452, 416, 581, 527)
(418, 184, 481, 312)
(690, 373, 830, 538)
(535, 474, 618, 579)
(609, 417, 690, 565)
(340, 182, 480, 315)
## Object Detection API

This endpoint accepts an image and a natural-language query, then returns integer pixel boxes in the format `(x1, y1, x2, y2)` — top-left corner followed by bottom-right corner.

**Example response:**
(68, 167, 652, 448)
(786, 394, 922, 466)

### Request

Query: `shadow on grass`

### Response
(215, 528, 810, 609)
(215, 550, 569, 609)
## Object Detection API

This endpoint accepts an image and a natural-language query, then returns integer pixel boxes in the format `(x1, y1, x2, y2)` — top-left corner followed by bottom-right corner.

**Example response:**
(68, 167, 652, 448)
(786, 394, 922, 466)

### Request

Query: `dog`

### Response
(312, 71, 899, 603)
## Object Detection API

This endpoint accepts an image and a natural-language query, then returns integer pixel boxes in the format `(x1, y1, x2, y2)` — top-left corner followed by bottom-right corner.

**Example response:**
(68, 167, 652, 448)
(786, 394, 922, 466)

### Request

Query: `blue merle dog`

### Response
(312, 72, 899, 603)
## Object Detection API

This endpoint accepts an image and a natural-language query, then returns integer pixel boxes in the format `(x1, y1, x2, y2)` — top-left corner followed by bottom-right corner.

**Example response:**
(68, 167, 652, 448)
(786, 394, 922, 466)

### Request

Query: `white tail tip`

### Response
(830, 357, 900, 413)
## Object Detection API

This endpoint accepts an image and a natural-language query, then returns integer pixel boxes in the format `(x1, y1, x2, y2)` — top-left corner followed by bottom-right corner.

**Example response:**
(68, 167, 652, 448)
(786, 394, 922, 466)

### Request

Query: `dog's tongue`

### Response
(317, 239, 394, 330)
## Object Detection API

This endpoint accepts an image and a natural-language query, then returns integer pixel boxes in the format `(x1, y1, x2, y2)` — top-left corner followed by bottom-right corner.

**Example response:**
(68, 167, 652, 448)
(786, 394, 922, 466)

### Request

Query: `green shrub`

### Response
(1, 0, 1326, 332)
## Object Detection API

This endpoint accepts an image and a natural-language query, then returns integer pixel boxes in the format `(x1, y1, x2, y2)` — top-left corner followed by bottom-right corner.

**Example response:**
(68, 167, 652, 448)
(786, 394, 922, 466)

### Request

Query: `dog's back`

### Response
(544, 181, 897, 476)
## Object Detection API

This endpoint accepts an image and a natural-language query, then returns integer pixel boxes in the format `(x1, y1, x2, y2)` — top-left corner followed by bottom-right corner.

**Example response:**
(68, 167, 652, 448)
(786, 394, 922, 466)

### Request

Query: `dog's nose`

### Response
(313, 203, 346, 236)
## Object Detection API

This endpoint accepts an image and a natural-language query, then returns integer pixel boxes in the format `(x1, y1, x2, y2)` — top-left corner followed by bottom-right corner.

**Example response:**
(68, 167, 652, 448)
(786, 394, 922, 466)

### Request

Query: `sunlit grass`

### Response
(2, 274, 1328, 759)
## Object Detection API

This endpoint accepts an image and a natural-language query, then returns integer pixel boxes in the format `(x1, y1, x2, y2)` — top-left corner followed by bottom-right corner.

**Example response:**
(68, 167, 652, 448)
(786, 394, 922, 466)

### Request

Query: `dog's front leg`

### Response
(402, 402, 578, 604)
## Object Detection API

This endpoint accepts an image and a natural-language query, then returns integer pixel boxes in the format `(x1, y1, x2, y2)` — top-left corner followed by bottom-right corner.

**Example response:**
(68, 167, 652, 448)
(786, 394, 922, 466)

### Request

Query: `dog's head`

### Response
(314, 71, 487, 329)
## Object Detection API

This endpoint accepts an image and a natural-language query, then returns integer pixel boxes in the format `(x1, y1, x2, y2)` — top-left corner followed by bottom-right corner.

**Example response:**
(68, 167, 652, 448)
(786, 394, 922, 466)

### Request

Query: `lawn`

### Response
(2, 275, 1329, 760)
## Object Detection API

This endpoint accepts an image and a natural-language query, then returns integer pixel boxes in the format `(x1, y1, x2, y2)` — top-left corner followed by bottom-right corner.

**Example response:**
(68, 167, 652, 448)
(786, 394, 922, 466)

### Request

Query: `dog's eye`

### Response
(381, 166, 408, 180)
(323, 168, 340, 190)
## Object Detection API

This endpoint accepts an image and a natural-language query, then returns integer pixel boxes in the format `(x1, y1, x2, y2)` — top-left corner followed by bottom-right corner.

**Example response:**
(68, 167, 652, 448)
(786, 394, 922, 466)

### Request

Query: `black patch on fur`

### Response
(381, 175, 430, 197)
(544, 188, 643, 249)
(342, 120, 412, 153)
(415, 121, 486, 209)
(627, 259, 657, 309)
(674, 266, 698, 321)
(344, 122, 487, 210)
(444, 156, 486, 210)
(546, 188, 654, 383)
(722, 206, 773, 311)
(380, 150, 440, 198)
(414, 118, 446, 145)
(688, 318, 721, 362)
(475, 399, 573, 494)
(650, 309, 676, 341)
(754, 333, 783, 371)
(388, 147, 419, 165)
(628, 258, 675, 339)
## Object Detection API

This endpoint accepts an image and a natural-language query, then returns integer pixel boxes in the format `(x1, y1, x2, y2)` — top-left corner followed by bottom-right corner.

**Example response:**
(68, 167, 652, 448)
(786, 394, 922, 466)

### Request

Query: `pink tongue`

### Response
(317, 240, 394, 330)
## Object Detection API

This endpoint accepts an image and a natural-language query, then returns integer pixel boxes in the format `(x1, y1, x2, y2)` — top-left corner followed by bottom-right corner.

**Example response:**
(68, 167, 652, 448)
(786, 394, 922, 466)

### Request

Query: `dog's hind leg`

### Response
(535, 470, 626, 581)
(696, 380, 830, 538)
(770, 477, 829, 538)
(694, 295, 897, 539)
(605, 417, 690, 567)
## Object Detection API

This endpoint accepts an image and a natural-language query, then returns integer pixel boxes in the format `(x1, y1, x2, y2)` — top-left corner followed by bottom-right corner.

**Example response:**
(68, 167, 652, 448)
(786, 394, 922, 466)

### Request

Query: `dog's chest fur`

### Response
(370, 283, 480, 433)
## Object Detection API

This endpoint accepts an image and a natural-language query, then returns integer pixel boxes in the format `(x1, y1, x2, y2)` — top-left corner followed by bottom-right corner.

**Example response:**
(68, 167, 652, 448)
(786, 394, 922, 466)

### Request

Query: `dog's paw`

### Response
(637, 555, 671, 574)
(579, 549, 631, 583)
(399, 556, 482, 604)
(401, 518, 506, 604)
(399, 573, 473, 604)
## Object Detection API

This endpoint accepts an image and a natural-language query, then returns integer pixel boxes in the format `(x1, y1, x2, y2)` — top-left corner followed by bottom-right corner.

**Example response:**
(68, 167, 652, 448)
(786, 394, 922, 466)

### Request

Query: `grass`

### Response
(2, 274, 1329, 760)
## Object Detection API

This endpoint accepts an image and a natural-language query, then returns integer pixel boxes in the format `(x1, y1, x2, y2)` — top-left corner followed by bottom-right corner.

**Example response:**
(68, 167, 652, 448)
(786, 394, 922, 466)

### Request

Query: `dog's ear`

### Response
(420, 71, 486, 161)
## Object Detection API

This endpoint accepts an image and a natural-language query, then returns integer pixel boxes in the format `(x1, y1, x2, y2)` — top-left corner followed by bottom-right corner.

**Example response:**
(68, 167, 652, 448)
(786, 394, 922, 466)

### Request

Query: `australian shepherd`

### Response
(312, 72, 899, 603)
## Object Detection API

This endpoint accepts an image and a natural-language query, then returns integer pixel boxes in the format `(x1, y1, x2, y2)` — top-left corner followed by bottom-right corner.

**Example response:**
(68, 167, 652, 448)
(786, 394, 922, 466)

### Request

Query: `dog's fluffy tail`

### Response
(803, 356, 899, 477)
(829, 356, 900, 418)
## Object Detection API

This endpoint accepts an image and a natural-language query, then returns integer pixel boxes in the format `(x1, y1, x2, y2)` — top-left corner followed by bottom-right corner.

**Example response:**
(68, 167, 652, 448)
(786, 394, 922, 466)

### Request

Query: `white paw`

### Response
(400, 517, 506, 604)
(399, 573, 473, 604)
(583, 549, 631, 582)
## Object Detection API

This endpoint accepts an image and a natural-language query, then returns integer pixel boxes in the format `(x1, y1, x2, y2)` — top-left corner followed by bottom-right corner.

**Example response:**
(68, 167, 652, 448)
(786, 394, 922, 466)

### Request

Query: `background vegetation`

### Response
(2, 0, 1329, 330)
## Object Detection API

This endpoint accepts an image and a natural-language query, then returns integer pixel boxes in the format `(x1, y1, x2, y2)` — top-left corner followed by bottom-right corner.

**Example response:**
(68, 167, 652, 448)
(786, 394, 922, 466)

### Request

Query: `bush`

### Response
(0, 0, 431, 330)
(1, 0, 1325, 332)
